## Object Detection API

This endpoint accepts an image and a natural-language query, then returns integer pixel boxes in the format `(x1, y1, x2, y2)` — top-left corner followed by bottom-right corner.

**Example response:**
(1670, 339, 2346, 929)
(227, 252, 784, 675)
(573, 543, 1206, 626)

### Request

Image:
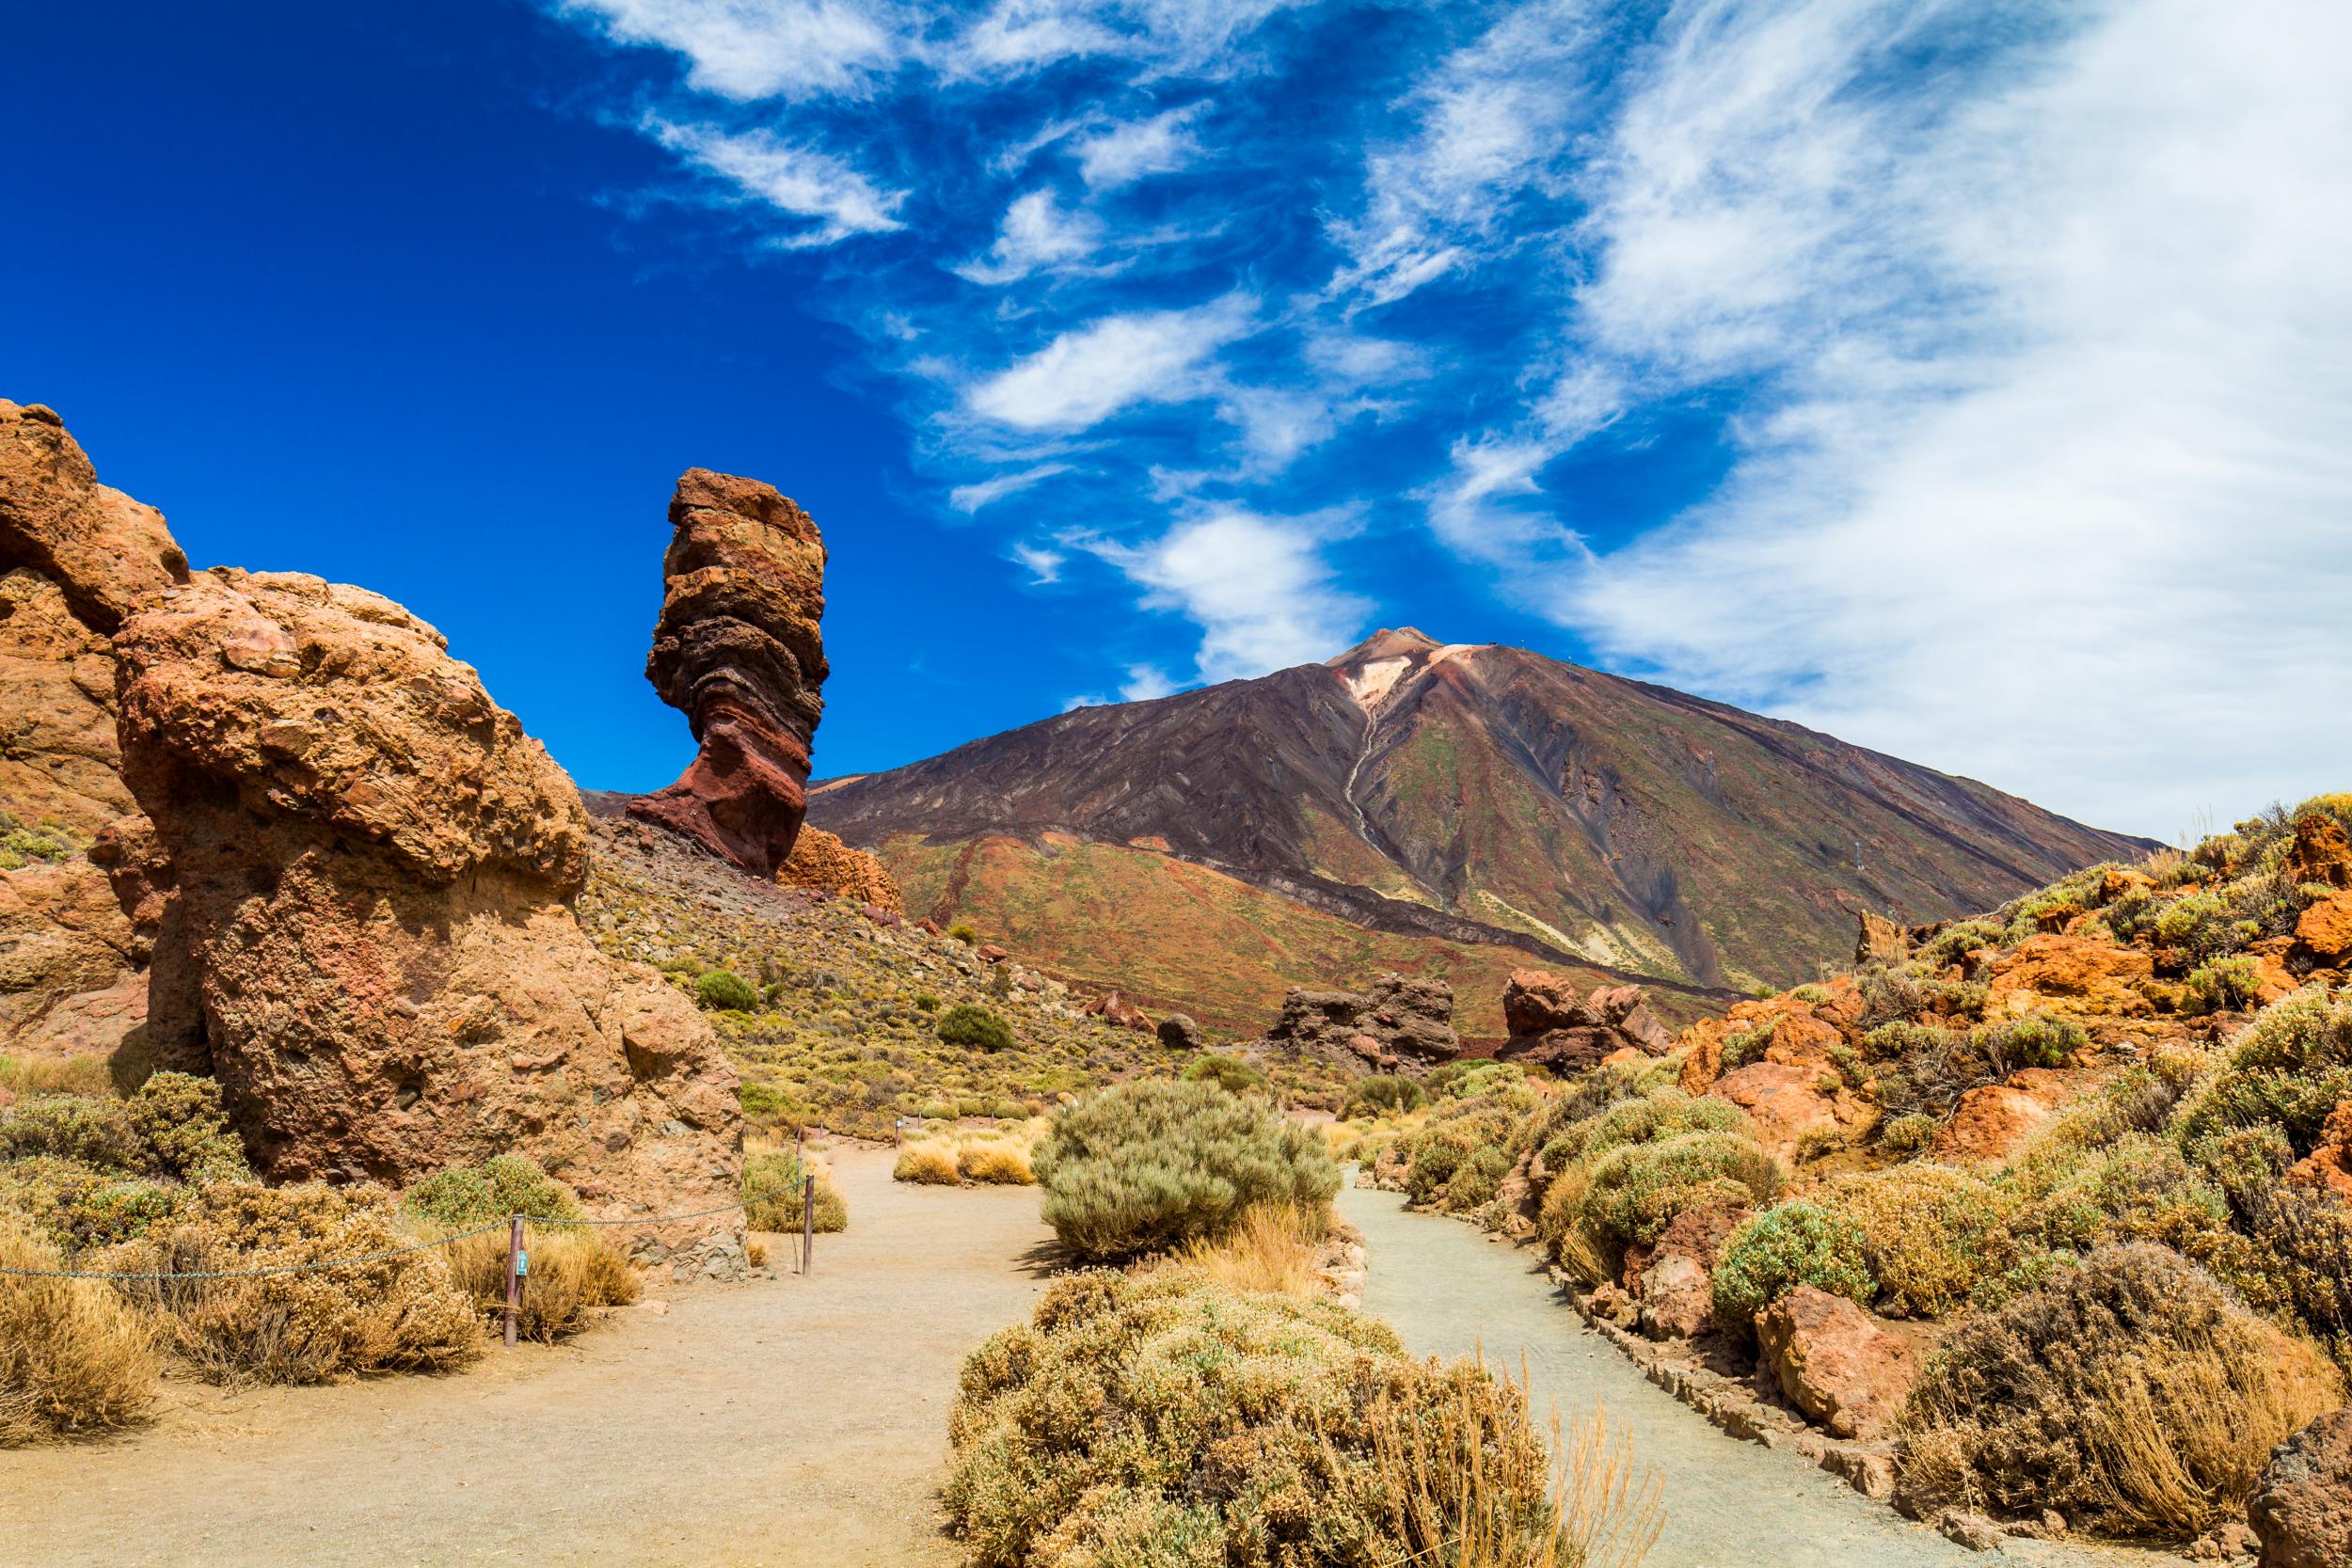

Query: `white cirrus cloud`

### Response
(965, 295, 1255, 430)
(955, 464, 1075, 513)
(1073, 104, 1203, 188)
(561, 0, 907, 101)
(1498, 0, 2352, 837)
(644, 117, 907, 245)
(954, 189, 1104, 284)
(1087, 509, 1368, 682)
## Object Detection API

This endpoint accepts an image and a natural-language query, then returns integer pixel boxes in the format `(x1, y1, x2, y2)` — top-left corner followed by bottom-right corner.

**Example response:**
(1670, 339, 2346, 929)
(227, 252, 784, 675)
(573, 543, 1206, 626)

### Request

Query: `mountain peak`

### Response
(1327, 626, 1440, 668)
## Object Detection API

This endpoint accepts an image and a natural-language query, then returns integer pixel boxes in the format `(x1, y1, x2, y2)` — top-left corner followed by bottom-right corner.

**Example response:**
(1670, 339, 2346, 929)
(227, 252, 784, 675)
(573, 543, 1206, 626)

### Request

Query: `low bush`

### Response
(935, 1003, 1015, 1053)
(893, 1143, 961, 1185)
(1823, 1165, 2010, 1319)
(1033, 1080, 1338, 1259)
(1537, 1166, 1613, 1286)
(441, 1227, 638, 1341)
(1711, 1202, 1874, 1331)
(944, 1271, 1589, 1568)
(693, 968, 759, 1012)
(2174, 984, 2352, 1156)
(743, 1148, 849, 1230)
(122, 1073, 250, 1182)
(1343, 1074, 1426, 1119)
(1975, 1012, 2086, 1071)
(2180, 957, 2264, 1016)
(957, 1140, 1035, 1186)
(1156, 1202, 1328, 1300)
(0, 1218, 158, 1445)
(1898, 1244, 2343, 1538)
(2001, 1135, 2244, 1278)
(402, 1154, 584, 1231)
(1878, 1113, 1937, 1156)
(1181, 1053, 1267, 1095)
(0, 1096, 143, 1170)
(0, 1156, 179, 1252)
(1578, 1132, 1780, 1251)
(103, 1183, 481, 1384)
(1568, 1089, 1746, 1165)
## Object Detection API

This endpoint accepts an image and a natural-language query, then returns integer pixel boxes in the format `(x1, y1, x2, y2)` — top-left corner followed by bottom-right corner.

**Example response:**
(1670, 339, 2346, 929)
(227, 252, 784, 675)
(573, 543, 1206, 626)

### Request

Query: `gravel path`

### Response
(1340, 1183, 2182, 1568)
(0, 1148, 1049, 1568)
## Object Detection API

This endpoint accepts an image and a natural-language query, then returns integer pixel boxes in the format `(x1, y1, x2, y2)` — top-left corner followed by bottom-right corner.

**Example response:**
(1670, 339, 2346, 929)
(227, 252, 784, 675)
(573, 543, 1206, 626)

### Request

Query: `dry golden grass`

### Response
(103, 1183, 481, 1385)
(956, 1140, 1035, 1185)
(441, 1227, 640, 1342)
(893, 1142, 962, 1185)
(0, 1220, 157, 1445)
(1370, 1366, 1663, 1568)
(0, 1054, 113, 1099)
(1159, 1202, 1328, 1299)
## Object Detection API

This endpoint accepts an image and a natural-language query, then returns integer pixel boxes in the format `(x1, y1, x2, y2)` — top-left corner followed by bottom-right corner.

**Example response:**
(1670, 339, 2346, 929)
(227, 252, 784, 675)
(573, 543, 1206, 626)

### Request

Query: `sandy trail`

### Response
(1340, 1182, 2183, 1568)
(0, 1148, 1051, 1568)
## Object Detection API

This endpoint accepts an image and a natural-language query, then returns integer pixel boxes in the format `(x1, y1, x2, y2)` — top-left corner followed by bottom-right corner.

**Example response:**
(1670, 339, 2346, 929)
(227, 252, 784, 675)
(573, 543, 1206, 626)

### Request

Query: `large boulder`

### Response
(1981, 933, 2155, 1019)
(1262, 972, 1457, 1071)
(775, 823, 901, 912)
(1635, 1200, 1748, 1340)
(628, 469, 828, 878)
(1707, 1061, 1840, 1162)
(1756, 1285, 1917, 1440)
(2251, 1408, 2352, 1568)
(1854, 911, 1908, 966)
(1496, 970, 1673, 1069)
(115, 567, 742, 1259)
(0, 400, 190, 1058)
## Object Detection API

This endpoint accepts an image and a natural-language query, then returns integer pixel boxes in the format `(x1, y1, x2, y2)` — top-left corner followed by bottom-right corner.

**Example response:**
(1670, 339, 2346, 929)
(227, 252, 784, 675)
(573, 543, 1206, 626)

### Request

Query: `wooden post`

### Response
(503, 1214, 525, 1347)
(801, 1173, 815, 1276)
(796, 1122, 806, 1159)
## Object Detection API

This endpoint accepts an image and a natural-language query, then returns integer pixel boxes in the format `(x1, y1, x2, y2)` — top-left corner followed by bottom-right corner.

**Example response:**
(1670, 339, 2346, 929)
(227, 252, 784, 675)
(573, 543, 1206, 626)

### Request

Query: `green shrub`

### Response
(1898, 1244, 2344, 1538)
(2002, 1135, 2244, 1280)
(1556, 1087, 1744, 1166)
(944, 1272, 1568, 1568)
(0, 1096, 143, 1171)
(1180, 1053, 1266, 1095)
(1878, 1113, 1936, 1156)
(0, 1156, 180, 1252)
(935, 1003, 1015, 1053)
(1975, 1012, 2086, 1071)
(1580, 1132, 1780, 1249)
(1342, 1074, 1426, 1119)
(1712, 1202, 1875, 1330)
(914, 991, 941, 1012)
(402, 1154, 584, 1231)
(948, 923, 977, 943)
(1719, 1020, 1777, 1071)
(693, 969, 758, 1011)
(1824, 1165, 2010, 1319)
(124, 1073, 249, 1182)
(1915, 919, 2004, 970)
(2181, 957, 2264, 1016)
(2174, 984, 2352, 1155)
(1033, 1081, 1338, 1259)
(742, 1149, 848, 1231)
(2151, 891, 2248, 965)
(1442, 1144, 1512, 1212)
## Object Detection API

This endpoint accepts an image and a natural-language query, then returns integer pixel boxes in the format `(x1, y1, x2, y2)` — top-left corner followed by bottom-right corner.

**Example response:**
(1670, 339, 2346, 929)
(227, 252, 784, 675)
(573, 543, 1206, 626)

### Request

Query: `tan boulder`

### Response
(1708, 1061, 1838, 1161)
(1756, 1285, 1917, 1440)
(2251, 1408, 2352, 1568)
(1932, 1084, 2055, 1164)
(1982, 933, 2155, 1018)
(2286, 813, 2352, 891)
(1083, 989, 1153, 1032)
(115, 567, 742, 1262)
(2293, 893, 2352, 968)
(775, 823, 902, 912)
(1854, 911, 1907, 966)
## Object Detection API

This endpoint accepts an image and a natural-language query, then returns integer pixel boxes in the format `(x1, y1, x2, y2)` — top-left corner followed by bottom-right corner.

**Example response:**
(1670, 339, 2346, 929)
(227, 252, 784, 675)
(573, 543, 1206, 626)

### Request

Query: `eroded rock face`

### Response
(1262, 972, 1458, 1072)
(1497, 970, 1675, 1069)
(1756, 1285, 1917, 1440)
(775, 823, 901, 911)
(115, 568, 741, 1255)
(629, 469, 827, 878)
(0, 399, 190, 1058)
(1635, 1200, 1748, 1340)
(2251, 1408, 2352, 1568)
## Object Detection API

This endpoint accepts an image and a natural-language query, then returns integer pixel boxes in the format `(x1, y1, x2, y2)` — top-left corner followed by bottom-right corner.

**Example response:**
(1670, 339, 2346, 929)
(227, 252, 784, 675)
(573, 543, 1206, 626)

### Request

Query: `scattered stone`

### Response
(1755, 1285, 1916, 1441)
(629, 468, 828, 879)
(1156, 1012, 1202, 1051)
(1259, 972, 1458, 1071)
(2251, 1408, 2352, 1568)
(1935, 1511, 2005, 1552)
(1083, 989, 1152, 1032)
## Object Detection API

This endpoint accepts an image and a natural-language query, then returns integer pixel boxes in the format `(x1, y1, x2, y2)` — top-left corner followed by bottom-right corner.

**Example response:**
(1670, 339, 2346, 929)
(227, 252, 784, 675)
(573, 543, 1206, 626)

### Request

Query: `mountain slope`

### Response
(809, 629, 2153, 1024)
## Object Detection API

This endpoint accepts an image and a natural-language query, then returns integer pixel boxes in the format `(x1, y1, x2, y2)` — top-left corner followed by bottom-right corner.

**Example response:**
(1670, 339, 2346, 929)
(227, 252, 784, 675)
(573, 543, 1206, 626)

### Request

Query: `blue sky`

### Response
(8, 1, 2347, 839)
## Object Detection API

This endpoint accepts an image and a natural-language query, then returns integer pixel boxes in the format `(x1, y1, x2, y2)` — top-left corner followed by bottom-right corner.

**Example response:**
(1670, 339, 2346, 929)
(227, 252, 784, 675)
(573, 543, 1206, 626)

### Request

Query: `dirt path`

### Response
(0, 1148, 1051, 1568)
(1340, 1183, 2184, 1568)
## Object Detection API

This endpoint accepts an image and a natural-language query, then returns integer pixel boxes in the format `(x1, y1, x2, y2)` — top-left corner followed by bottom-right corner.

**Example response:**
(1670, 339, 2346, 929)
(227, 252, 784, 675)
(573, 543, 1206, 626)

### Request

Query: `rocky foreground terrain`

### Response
(811, 626, 2153, 1030)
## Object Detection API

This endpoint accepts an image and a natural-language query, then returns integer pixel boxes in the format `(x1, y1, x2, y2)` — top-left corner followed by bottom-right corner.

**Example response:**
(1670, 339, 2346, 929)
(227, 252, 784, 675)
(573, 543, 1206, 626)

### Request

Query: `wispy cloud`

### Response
(965, 295, 1255, 430)
(1088, 509, 1367, 682)
(562, 0, 908, 101)
(954, 189, 1104, 283)
(954, 463, 1074, 513)
(644, 117, 906, 245)
(1073, 104, 1202, 187)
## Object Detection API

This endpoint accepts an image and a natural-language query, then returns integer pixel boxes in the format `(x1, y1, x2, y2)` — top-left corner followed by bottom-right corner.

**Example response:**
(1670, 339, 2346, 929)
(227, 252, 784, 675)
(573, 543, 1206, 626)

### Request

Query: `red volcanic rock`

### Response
(116, 567, 742, 1264)
(1084, 989, 1153, 1032)
(776, 824, 902, 912)
(629, 469, 828, 878)
(2251, 1409, 2352, 1568)
(1497, 970, 1674, 1069)
(1261, 973, 1458, 1071)
(1756, 1285, 1917, 1440)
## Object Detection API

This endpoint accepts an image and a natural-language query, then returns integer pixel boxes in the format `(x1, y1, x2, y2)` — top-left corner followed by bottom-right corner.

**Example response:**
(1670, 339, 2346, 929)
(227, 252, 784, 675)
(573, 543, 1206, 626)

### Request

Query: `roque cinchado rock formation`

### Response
(628, 469, 829, 879)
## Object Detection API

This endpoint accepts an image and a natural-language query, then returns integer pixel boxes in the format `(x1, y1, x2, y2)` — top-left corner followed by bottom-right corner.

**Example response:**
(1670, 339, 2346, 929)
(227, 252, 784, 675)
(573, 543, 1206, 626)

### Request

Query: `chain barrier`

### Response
(0, 1179, 816, 1282)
